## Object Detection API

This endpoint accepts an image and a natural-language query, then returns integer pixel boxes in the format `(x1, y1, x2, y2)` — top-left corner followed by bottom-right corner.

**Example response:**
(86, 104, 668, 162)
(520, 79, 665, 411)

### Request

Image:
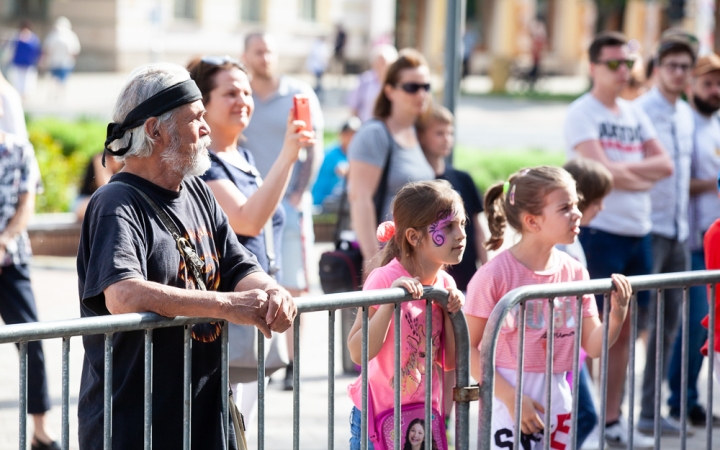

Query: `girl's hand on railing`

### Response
(446, 288, 465, 314)
(609, 273, 631, 322)
(391, 276, 423, 299)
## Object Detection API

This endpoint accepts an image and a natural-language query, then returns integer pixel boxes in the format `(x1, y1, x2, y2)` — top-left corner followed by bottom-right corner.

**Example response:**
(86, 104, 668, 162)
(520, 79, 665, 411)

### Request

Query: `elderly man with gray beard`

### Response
(76, 63, 296, 450)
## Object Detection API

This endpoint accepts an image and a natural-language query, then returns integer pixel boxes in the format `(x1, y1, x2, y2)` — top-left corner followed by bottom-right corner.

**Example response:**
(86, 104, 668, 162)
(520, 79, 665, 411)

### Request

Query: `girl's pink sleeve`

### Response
(463, 265, 499, 319)
(362, 267, 391, 291)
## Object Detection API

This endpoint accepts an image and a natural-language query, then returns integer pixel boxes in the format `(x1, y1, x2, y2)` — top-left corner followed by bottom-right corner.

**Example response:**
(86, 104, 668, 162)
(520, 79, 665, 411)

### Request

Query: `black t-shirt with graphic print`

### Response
(77, 172, 261, 450)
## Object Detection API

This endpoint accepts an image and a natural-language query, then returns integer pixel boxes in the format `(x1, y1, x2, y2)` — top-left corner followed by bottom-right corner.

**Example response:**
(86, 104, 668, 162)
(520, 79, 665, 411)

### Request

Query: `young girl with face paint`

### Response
(346, 180, 465, 450)
(463, 166, 632, 449)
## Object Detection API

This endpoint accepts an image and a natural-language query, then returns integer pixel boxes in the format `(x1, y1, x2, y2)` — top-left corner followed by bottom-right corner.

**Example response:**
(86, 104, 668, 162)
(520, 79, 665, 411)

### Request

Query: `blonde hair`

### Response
(416, 104, 454, 135)
(484, 166, 575, 250)
(380, 180, 465, 267)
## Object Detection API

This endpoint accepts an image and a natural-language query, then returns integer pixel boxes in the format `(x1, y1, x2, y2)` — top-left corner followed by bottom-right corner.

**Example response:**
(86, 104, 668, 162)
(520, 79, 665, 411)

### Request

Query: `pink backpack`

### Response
(366, 385, 448, 450)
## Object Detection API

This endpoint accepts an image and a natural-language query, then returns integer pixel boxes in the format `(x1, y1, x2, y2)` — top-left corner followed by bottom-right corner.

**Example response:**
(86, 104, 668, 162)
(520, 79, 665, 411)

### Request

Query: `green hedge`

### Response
(453, 145, 565, 193)
(26, 118, 565, 213)
(28, 118, 107, 212)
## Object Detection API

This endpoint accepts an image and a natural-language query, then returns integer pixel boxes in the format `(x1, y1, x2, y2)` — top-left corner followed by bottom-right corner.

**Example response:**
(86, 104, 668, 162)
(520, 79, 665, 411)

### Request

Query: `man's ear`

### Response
(144, 117, 164, 145)
(405, 227, 421, 247)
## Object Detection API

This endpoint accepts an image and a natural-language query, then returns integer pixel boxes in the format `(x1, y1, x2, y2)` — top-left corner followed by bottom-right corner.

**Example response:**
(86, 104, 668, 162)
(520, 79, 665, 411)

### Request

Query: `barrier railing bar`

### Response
(0, 314, 215, 345)
(570, 296, 583, 450)
(103, 333, 112, 450)
(61, 336, 70, 450)
(708, 283, 716, 450)
(257, 328, 265, 450)
(293, 314, 301, 450)
(0, 287, 471, 450)
(512, 302, 527, 450)
(478, 270, 720, 450)
(19, 341, 27, 450)
(653, 289, 664, 450)
(680, 287, 689, 450)
(543, 298, 556, 450)
(143, 329, 152, 450)
(598, 294, 610, 448)
(394, 303, 401, 450)
(361, 306, 368, 450)
(220, 321, 229, 449)
(425, 299, 433, 450)
(182, 325, 191, 450)
(328, 309, 335, 450)
(628, 294, 638, 449)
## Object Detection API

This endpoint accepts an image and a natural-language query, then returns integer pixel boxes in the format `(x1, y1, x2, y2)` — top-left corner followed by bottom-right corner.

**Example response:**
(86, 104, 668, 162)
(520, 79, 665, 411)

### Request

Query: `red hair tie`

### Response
(376, 221, 396, 243)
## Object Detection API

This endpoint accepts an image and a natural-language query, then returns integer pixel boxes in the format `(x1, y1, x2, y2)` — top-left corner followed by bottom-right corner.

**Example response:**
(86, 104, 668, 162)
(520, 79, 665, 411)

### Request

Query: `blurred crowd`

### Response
(2, 12, 720, 450)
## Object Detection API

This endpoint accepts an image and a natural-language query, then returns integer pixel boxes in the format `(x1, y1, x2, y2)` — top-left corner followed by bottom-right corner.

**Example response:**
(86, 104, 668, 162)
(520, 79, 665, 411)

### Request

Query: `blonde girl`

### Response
(464, 166, 631, 449)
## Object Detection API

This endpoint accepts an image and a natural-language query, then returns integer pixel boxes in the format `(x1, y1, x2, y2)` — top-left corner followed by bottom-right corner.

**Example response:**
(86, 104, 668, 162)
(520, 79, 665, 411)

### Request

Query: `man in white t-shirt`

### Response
(667, 53, 720, 429)
(564, 31, 673, 449)
(634, 32, 696, 436)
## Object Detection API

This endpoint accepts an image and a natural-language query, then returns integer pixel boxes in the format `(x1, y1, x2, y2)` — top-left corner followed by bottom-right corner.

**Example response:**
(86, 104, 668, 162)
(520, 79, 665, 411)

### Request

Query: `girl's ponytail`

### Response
(378, 221, 400, 267)
(484, 181, 508, 251)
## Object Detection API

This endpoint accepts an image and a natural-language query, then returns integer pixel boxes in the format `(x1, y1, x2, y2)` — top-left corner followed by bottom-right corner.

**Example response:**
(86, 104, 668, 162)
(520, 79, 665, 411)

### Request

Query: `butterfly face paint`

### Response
(428, 208, 455, 247)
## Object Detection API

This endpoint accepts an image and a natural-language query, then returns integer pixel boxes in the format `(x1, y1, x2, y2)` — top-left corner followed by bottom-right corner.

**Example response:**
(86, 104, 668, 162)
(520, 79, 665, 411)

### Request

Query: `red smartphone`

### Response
(292, 95, 312, 132)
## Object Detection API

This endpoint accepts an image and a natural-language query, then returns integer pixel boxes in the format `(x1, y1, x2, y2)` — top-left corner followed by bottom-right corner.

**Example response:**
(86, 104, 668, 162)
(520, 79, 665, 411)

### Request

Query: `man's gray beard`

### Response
(162, 135, 212, 178)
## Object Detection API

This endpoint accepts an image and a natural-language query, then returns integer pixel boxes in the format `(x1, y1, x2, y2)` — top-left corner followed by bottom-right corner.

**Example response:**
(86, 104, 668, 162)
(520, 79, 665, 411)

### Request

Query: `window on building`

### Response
(241, 0, 262, 22)
(300, 0, 316, 21)
(11, 0, 49, 19)
(174, 0, 197, 20)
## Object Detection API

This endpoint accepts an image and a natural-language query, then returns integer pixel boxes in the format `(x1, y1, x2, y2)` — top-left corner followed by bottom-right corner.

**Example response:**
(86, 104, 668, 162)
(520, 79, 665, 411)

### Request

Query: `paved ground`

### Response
(0, 251, 719, 449)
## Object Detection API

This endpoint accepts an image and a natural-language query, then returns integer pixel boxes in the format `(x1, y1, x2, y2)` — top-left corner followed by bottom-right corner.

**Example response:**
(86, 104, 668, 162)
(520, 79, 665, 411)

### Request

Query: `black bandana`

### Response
(103, 79, 202, 165)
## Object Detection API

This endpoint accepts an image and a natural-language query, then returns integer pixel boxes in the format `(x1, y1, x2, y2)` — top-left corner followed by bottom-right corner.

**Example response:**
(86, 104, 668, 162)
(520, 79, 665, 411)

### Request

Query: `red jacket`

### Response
(701, 219, 720, 355)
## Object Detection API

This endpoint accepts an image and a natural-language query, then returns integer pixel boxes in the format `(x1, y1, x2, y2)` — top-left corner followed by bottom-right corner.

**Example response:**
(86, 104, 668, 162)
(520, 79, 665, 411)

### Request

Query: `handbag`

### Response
(318, 120, 393, 294)
(114, 180, 249, 449)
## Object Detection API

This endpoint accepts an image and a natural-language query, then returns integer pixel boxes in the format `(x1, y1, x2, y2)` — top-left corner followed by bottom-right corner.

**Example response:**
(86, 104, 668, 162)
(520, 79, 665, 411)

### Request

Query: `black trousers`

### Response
(0, 264, 50, 414)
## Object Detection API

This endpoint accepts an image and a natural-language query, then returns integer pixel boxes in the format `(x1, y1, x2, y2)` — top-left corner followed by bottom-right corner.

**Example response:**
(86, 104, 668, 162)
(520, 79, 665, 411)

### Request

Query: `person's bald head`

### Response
(243, 33, 278, 80)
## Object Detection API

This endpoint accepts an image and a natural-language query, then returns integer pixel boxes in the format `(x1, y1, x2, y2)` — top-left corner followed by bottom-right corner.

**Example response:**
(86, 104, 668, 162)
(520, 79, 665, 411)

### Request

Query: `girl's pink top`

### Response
(464, 249, 598, 373)
(348, 258, 455, 414)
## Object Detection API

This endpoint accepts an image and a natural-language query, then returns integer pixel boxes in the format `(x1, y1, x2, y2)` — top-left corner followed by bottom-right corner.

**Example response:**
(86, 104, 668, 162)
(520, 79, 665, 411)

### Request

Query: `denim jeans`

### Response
(576, 363, 598, 448)
(578, 228, 652, 310)
(349, 406, 375, 450)
(666, 249, 709, 413)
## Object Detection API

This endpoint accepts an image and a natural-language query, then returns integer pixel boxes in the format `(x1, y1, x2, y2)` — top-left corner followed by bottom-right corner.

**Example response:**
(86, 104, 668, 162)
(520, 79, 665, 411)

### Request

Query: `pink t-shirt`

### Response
(464, 249, 598, 373)
(348, 258, 455, 414)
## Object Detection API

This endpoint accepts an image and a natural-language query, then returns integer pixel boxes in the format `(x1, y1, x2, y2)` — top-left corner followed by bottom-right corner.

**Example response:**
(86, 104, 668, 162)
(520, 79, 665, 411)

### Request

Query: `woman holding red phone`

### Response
(187, 56, 314, 434)
(347, 48, 435, 276)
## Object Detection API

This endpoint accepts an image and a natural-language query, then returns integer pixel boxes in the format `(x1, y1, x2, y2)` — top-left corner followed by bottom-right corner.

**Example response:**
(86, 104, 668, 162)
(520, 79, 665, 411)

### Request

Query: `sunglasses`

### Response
(201, 55, 243, 67)
(596, 59, 635, 71)
(398, 82, 431, 94)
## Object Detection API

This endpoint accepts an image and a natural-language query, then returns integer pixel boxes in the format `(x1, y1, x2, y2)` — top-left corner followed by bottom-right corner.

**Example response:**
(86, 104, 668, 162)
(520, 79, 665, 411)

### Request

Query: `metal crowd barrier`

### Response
(478, 270, 720, 450)
(0, 286, 475, 450)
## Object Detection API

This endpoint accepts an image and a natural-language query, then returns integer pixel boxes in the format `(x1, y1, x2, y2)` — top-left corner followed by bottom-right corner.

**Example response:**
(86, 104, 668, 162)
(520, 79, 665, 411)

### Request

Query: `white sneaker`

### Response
(580, 425, 605, 450)
(603, 418, 655, 449)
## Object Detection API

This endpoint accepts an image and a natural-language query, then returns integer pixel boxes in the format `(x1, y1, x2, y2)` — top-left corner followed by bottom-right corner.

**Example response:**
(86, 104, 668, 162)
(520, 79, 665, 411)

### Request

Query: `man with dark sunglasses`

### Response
(564, 31, 673, 449)
(634, 31, 698, 437)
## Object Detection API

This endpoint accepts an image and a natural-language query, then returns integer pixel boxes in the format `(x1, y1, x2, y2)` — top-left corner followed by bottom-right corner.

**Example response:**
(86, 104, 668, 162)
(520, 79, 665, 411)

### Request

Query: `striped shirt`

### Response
(464, 249, 598, 373)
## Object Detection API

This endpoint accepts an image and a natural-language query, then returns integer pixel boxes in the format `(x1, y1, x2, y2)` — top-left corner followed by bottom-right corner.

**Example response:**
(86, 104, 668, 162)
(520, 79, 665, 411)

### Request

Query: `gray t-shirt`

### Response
(564, 93, 657, 237)
(242, 76, 324, 194)
(348, 120, 434, 220)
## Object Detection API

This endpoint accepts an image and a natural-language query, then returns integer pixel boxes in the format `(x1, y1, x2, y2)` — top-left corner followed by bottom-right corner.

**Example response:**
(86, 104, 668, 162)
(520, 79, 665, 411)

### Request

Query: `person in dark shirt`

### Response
(74, 153, 122, 221)
(77, 62, 296, 450)
(417, 104, 487, 291)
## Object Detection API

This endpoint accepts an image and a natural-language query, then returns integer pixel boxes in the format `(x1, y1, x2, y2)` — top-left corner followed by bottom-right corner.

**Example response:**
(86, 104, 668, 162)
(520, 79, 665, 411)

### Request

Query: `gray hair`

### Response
(108, 63, 189, 162)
